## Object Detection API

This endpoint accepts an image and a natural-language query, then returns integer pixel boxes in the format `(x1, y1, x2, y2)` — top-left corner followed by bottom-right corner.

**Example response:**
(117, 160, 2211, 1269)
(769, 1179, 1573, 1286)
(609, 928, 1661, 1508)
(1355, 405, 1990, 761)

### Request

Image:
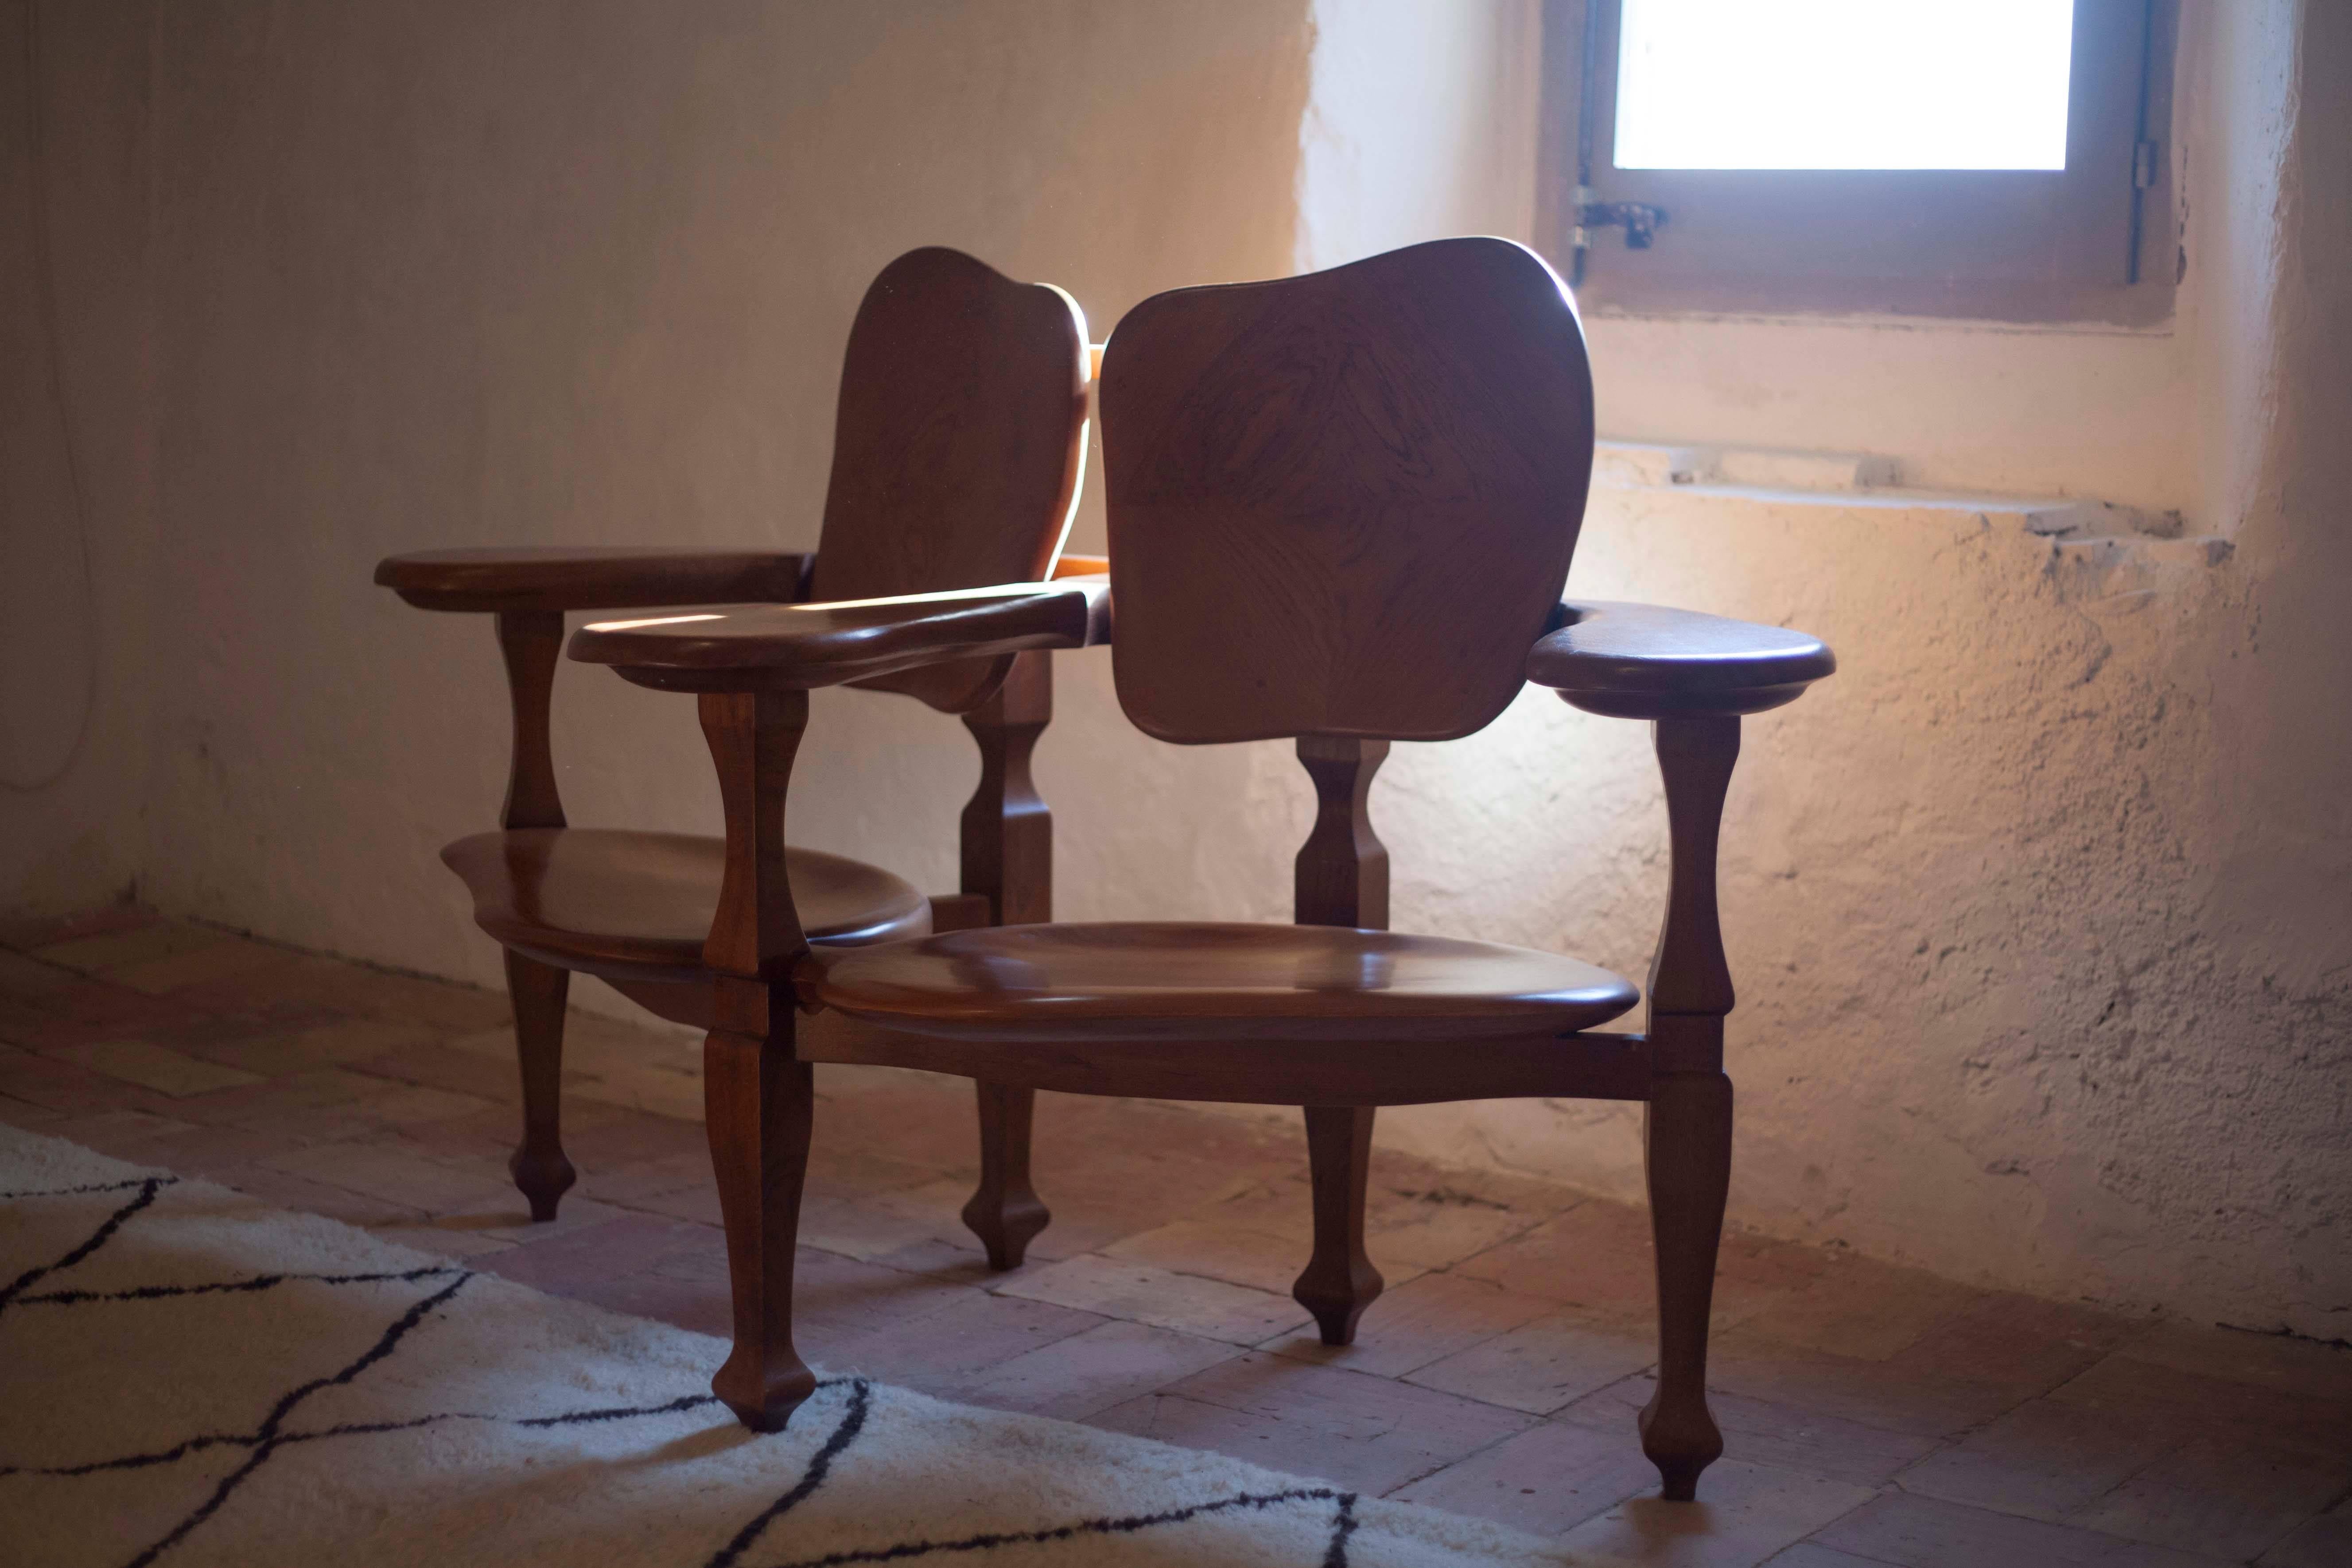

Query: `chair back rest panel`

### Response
(1101, 238, 1595, 745)
(812, 247, 1090, 710)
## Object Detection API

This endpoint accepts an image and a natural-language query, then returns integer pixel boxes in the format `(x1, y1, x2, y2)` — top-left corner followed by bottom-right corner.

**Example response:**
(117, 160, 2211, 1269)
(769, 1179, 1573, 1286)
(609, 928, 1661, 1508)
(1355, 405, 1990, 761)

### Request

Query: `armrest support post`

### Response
(959, 650, 1054, 924)
(698, 690, 811, 984)
(1295, 736, 1391, 931)
(496, 610, 568, 831)
(1648, 716, 1741, 1041)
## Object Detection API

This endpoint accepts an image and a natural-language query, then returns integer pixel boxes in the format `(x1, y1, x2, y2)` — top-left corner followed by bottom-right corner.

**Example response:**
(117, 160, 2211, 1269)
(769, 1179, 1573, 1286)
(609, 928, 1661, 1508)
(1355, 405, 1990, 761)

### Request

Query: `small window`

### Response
(1542, 0, 2175, 323)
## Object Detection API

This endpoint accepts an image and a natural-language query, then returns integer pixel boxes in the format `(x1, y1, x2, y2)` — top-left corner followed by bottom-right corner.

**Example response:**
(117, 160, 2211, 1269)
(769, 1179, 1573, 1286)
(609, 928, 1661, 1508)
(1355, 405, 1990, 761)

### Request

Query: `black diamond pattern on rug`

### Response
(2, 1152, 1394, 1568)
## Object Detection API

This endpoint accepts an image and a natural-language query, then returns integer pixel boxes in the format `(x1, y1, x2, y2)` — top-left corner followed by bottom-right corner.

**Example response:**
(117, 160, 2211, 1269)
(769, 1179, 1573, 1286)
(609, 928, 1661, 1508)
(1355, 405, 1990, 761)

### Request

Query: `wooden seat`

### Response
(815, 922, 1635, 1040)
(568, 237, 1838, 1500)
(444, 830, 929, 982)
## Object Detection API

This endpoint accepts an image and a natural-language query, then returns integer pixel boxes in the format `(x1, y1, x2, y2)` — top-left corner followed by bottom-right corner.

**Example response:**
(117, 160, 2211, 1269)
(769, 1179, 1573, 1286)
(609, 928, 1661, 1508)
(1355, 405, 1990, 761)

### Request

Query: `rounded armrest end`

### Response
(1530, 601, 1835, 721)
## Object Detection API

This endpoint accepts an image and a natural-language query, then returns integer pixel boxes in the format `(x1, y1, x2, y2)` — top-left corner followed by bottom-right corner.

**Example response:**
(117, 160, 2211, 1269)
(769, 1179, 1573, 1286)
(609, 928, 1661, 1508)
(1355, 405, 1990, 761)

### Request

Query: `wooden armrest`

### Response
(374, 547, 813, 613)
(1050, 553, 1108, 578)
(569, 580, 1113, 693)
(1528, 600, 1835, 719)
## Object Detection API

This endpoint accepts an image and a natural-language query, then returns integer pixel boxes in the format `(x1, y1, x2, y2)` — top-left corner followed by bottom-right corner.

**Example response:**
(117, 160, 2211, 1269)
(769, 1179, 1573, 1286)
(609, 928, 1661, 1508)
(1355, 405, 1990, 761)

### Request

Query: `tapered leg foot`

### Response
(1641, 1070, 1733, 1499)
(504, 950, 575, 1223)
(961, 1081, 1050, 1270)
(705, 1028, 818, 1432)
(1293, 1105, 1384, 1345)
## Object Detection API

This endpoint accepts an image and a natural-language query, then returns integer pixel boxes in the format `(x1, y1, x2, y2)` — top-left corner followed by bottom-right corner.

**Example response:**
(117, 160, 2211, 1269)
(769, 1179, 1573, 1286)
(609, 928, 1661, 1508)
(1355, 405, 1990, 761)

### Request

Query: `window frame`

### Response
(1536, 0, 2179, 325)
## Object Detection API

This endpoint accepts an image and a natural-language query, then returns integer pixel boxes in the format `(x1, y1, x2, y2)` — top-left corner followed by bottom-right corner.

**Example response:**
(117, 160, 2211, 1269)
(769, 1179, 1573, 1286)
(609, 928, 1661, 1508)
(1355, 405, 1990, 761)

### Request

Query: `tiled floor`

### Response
(4, 907, 2348, 1567)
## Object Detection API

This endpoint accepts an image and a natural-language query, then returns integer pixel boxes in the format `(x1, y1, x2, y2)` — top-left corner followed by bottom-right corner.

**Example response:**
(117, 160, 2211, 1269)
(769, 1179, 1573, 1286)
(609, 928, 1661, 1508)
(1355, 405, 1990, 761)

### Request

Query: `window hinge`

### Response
(2133, 140, 2161, 190)
(1571, 186, 1668, 252)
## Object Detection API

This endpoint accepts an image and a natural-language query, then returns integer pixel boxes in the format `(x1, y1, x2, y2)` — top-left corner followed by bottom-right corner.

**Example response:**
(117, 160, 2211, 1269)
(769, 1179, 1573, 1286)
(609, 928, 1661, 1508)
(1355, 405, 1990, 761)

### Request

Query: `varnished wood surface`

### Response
(794, 1006, 1655, 1107)
(1648, 718, 1741, 1022)
(375, 548, 812, 614)
(441, 829, 929, 982)
(1642, 1070, 1734, 1498)
(699, 691, 813, 982)
(1529, 601, 1836, 719)
(812, 922, 1636, 1042)
(1296, 1105, 1382, 1343)
(1100, 237, 1595, 745)
(568, 580, 1109, 695)
(961, 1081, 1049, 1270)
(814, 247, 1090, 712)
(1294, 737, 1389, 930)
(503, 949, 574, 1222)
(958, 652, 1056, 1267)
(704, 1030, 818, 1431)
(495, 612, 568, 831)
(1290, 736, 1389, 1345)
(959, 652, 1054, 927)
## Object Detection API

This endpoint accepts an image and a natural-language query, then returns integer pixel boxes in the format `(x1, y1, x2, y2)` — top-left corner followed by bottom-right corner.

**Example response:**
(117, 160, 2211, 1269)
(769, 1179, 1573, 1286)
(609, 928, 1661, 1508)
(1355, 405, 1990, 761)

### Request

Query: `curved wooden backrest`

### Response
(1100, 238, 1596, 745)
(812, 247, 1091, 711)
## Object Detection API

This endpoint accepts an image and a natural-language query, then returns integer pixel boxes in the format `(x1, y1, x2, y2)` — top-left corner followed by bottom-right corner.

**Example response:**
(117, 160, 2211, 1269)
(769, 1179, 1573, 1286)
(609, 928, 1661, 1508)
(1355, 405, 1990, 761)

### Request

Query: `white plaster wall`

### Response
(7, 0, 2345, 1335)
(128, 0, 1318, 994)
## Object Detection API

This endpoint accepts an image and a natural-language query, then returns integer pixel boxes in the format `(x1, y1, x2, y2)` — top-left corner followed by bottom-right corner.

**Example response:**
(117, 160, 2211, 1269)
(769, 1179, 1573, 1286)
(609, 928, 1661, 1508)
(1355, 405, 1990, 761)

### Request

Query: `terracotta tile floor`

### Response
(5, 908, 2349, 1567)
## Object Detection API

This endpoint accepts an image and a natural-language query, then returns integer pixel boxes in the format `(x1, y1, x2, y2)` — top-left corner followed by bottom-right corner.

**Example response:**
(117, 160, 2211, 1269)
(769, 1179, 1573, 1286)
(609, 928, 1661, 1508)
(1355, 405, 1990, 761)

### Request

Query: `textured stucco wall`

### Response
(5, 0, 2344, 1335)
(1152, 0, 2348, 1338)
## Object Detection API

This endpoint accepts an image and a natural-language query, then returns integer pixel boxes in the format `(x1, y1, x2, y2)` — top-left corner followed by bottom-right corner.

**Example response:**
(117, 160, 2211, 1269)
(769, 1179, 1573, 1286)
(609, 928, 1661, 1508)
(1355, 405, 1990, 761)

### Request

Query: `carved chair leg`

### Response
(503, 949, 575, 1222)
(1294, 1104, 1384, 1344)
(705, 1028, 818, 1432)
(1640, 1069, 1732, 1499)
(961, 1081, 1050, 1270)
(958, 652, 1056, 1269)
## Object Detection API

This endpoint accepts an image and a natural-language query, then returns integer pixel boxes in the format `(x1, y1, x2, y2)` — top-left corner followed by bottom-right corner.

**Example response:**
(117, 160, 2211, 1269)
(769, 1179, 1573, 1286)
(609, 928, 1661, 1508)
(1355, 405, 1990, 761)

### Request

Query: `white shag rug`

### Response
(0, 1126, 1605, 1568)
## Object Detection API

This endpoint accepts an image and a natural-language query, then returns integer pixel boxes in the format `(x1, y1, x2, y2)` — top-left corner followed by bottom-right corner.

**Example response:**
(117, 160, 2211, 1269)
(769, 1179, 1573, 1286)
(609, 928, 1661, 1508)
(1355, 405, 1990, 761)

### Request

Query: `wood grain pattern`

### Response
(1530, 601, 1836, 719)
(959, 652, 1054, 926)
(503, 949, 574, 1223)
(494, 612, 569, 831)
(440, 830, 929, 983)
(815, 247, 1090, 713)
(961, 1081, 1049, 1271)
(1294, 737, 1389, 930)
(1291, 736, 1389, 1344)
(1296, 1105, 1383, 1343)
(704, 1029, 818, 1432)
(569, 580, 1109, 695)
(811, 923, 1637, 1041)
(1642, 1069, 1733, 1499)
(958, 650, 1056, 1268)
(1637, 716, 1742, 1496)
(698, 691, 811, 982)
(376, 548, 812, 614)
(1100, 237, 1594, 745)
(795, 1006, 1656, 1106)
(1647, 717, 1740, 1021)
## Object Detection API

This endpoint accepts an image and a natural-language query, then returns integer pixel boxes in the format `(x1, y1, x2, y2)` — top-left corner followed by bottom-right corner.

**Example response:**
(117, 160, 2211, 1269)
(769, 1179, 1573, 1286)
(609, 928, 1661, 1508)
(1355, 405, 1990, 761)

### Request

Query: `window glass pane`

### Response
(1614, 0, 2075, 171)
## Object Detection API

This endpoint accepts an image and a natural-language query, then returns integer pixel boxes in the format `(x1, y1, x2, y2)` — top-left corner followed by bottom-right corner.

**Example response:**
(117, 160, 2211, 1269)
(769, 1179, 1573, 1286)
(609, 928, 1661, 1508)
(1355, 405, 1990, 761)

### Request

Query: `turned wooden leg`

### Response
(958, 655, 1056, 1272)
(1641, 1070, 1732, 1499)
(1293, 1104, 1384, 1344)
(704, 1028, 818, 1432)
(503, 949, 575, 1222)
(962, 1081, 1050, 1269)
